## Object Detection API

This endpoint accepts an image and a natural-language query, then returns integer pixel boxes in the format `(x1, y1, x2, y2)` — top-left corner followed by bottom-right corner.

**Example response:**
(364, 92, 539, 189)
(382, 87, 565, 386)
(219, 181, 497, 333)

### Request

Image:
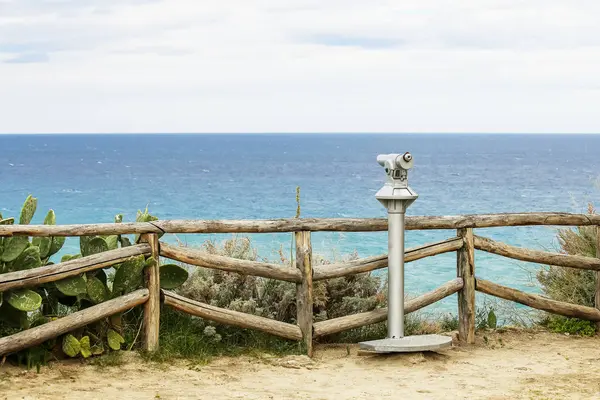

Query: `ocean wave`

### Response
(57, 189, 82, 194)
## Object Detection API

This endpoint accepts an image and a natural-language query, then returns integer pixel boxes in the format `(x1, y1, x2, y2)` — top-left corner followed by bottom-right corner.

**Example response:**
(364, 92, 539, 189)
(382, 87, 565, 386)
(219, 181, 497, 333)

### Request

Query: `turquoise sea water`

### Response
(1, 134, 599, 314)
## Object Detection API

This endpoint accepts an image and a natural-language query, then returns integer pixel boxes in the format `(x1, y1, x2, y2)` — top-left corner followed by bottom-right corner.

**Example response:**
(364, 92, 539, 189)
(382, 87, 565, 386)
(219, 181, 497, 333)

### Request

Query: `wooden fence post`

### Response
(295, 231, 313, 356)
(596, 226, 600, 333)
(141, 233, 160, 352)
(457, 228, 475, 344)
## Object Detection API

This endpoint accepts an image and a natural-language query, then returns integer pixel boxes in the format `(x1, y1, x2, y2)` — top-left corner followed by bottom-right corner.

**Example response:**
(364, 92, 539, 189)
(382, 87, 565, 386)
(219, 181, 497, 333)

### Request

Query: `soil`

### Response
(1, 329, 600, 400)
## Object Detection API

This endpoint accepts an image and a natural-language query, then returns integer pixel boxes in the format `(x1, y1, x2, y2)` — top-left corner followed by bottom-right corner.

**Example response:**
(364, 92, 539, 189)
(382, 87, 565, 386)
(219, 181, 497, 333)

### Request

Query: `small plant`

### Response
(440, 313, 459, 332)
(476, 302, 498, 330)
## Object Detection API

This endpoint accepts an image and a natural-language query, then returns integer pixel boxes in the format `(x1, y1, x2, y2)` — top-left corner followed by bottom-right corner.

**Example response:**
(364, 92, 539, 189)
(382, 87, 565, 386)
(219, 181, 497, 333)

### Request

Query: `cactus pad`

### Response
(159, 264, 189, 289)
(32, 210, 56, 258)
(86, 276, 108, 304)
(62, 334, 81, 357)
(61, 254, 82, 262)
(79, 336, 92, 358)
(6, 289, 42, 312)
(49, 236, 66, 257)
(112, 255, 145, 296)
(55, 275, 87, 296)
(13, 246, 42, 271)
(105, 235, 119, 251)
(107, 329, 125, 350)
(19, 195, 37, 225)
(82, 237, 108, 257)
(0, 236, 30, 262)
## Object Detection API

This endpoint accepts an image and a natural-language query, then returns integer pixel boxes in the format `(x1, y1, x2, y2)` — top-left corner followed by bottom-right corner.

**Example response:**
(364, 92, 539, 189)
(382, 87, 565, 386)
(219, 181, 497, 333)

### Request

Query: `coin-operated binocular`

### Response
(374, 152, 418, 212)
(359, 152, 452, 353)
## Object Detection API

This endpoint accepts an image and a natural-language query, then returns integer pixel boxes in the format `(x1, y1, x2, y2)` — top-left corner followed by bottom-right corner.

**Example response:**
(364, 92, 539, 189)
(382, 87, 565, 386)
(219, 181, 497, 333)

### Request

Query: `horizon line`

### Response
(1, 132, 600, 135)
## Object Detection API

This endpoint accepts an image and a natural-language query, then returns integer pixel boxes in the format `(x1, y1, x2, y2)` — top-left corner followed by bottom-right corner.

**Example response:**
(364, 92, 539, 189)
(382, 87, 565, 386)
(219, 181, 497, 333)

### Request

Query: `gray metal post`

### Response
(387, 209, 404, 339)
(359, 152, 452, 353)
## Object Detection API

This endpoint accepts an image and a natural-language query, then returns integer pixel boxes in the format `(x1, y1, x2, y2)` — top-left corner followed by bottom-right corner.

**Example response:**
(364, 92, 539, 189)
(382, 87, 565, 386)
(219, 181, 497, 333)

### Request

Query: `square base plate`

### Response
(359, 334, 452, 353)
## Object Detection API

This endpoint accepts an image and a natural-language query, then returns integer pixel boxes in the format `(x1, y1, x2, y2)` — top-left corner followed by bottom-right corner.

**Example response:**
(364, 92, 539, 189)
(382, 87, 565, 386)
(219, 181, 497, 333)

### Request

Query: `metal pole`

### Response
(387, 208, 405, 339)
(360, 152, 452, 353)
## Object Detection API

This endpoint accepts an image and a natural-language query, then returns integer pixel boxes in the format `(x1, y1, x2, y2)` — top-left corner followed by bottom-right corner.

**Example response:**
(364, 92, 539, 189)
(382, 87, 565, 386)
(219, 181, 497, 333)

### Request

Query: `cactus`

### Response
(135, 206, 160, 243)
(6, 289, 42, 312)
(111, 255, 145, 296)
(105, 235, 119, 251)
(12, 246, 42, 272)
(32, 210, 55, 258)
(159, 264, 189, 289)
(80, 236, 109, 257)
(0, 236, 30, 263)
(107, 329, 124, 350)
(61, 254, 82, 262)
(0, 301, 29, 329)
(86, 277, 108, 304)
(19, 195, 37, 225)
(79, 336, 92, 358)
(0, 198, 191, 361)
(48, 236, 65, 258)
(55, 275, 87, 296)
(62, 334, 81, 357)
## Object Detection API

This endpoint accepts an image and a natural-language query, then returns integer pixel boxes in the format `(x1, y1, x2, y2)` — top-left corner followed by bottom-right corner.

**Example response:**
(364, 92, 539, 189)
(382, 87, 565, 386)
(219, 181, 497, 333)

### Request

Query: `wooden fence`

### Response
(1, 212, 600, 358)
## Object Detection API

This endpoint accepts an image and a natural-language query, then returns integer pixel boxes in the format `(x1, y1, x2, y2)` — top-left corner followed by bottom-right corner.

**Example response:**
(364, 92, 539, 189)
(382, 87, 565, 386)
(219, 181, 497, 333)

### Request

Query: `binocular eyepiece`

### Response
(377, 152, 414, 174)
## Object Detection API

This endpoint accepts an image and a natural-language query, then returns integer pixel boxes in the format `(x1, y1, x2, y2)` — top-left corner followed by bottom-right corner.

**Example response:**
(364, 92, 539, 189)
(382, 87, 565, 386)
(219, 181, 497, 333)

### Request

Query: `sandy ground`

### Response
(1, 329, 600, 400)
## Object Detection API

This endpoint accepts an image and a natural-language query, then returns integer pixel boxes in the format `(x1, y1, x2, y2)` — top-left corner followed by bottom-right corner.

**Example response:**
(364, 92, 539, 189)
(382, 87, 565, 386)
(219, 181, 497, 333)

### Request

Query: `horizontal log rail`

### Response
(160, 242, 301, 282)
(1, 212, 600, 237)
(0, 244, 151, 292)
(474, 235, 600, 271)
(476, 278, 600, 322)
(313, 237, 463, 281)
(0, 289, 149, 356)
(163, 291, 303, 341)
(313, 278, 463, 338)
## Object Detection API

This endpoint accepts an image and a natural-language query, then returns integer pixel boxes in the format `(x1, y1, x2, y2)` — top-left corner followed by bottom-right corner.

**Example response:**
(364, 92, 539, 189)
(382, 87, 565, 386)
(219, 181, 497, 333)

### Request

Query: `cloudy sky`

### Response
(0, 0, 599, 133)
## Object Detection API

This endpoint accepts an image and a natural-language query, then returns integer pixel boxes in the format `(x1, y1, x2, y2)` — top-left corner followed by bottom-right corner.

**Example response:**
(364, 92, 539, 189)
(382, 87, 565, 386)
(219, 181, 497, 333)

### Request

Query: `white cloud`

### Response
(0, 0, 599, 133)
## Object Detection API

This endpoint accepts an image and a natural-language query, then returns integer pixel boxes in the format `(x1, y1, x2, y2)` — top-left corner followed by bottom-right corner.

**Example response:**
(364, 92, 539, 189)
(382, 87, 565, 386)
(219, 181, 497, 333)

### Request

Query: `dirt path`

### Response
(2, 330, 600, 400)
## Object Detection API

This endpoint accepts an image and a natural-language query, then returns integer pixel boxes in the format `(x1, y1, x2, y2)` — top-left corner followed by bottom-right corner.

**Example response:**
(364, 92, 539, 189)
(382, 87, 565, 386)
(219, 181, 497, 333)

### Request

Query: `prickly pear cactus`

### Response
(19, 195, 37, 225)
(135, 206, 161, 242)
(0, 198, 190, 361)
(159, 264, 189, 289)
(112, 255, 145, 296)
(62, 334, 81, 357)
(0, 236, 29, 263)
(86, 277, 108, 304)
(12, 246, 42, 271)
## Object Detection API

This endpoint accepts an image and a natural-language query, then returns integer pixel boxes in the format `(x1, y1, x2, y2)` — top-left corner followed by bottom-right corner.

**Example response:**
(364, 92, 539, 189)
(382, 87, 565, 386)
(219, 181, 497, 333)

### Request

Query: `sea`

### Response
(1, 133, 599, 316)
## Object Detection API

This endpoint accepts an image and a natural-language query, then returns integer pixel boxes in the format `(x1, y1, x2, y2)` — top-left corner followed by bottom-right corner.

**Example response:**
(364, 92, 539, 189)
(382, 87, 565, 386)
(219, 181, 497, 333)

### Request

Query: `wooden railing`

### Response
(1, 212, 600, 358)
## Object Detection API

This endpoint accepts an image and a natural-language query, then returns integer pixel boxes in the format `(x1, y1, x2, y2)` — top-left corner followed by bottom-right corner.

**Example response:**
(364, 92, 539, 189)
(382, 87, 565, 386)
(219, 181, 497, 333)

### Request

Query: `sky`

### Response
(0, 0, 599, 134)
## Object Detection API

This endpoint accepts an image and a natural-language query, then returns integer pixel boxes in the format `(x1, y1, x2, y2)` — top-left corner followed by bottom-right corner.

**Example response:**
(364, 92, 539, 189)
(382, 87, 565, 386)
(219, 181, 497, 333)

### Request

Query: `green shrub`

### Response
(537, 204, 597, 307)
(546, 317, 596, 336)
(536, 203, 598, 332)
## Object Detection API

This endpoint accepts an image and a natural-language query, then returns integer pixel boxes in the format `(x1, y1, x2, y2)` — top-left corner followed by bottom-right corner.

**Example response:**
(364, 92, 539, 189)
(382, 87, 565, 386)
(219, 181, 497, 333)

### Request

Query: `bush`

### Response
(173, 235, 457, 349)
(536, 203, 598, 333)
(176, 236, 387, 341)
(546, 317, 596, 337)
